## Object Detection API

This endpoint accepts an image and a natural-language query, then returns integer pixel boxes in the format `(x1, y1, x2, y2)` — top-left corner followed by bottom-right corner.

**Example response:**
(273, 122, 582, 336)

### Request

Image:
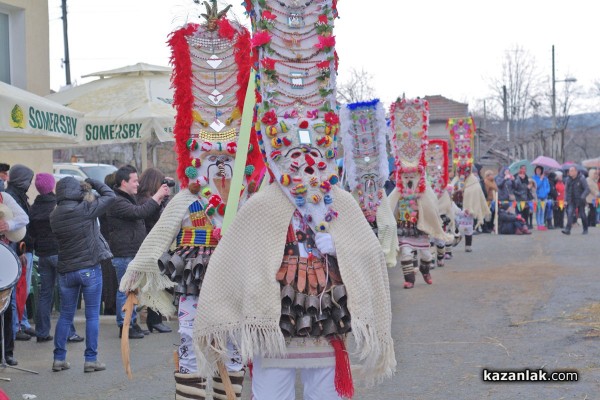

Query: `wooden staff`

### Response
(217, 358, 236, 400)
(493, 190, 499, 235)
(121, 291, 138, 379)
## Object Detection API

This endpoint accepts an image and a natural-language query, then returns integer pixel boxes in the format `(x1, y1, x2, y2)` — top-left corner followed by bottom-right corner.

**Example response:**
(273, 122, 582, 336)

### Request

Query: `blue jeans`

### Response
(54, 265, 102, 362)
(113, 257, 136, 327)
(10, 249, 33, 332)
(34, 255, 76, 338)
(535, 200, 546, 227)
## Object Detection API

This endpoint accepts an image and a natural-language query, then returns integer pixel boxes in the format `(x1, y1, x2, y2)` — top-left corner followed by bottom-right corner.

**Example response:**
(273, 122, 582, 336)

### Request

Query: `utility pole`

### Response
(61, 0, 71, 85)
(551, 45, 557, 161)
(503, 85, 509, 141)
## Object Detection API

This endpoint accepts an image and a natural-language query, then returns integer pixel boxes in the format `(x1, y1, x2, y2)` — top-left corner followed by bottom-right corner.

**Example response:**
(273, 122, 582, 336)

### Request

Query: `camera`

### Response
(162, 178, 176, 188)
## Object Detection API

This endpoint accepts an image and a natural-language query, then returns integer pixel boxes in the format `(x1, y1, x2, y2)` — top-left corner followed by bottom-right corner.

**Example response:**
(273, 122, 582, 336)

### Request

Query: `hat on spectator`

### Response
(35, 173, 56, 195)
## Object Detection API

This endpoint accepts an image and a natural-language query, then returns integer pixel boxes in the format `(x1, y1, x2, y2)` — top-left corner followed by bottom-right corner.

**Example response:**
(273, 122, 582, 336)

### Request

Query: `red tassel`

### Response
(330, 337, 354, 398)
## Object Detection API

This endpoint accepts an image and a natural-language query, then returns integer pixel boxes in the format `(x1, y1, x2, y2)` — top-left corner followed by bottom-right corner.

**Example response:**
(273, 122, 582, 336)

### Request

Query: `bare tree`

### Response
(487, 45, 544, 137)
(336, 67, 376, 104)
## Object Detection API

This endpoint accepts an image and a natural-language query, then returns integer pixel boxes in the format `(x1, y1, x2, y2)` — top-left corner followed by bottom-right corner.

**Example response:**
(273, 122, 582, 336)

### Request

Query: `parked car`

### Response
(53, 163, 117, 182)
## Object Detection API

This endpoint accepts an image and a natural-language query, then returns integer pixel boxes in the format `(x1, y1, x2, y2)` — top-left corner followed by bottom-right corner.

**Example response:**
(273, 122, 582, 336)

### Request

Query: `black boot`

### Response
(401, 260, 415, 289)
(119, 326, 144, 339)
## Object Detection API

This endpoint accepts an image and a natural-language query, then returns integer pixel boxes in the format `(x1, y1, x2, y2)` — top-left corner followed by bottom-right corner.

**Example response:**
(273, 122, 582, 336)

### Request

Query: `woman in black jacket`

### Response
(136, 168, 172, 333)
(49, 177, 115, 372)
(29, 173, 81, 343)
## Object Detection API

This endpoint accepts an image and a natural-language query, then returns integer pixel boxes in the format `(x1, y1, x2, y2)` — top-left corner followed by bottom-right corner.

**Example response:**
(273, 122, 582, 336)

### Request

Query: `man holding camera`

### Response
(106, 165, 170, 339)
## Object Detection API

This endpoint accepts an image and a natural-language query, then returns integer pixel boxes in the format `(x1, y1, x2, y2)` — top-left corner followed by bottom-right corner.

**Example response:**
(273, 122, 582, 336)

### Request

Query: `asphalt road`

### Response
(2, 226, 599, 399)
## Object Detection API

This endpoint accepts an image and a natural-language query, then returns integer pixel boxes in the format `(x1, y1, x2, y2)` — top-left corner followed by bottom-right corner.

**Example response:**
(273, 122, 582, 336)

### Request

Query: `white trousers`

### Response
(178, 295, 242, 374)
(251, 356, 342, 400)
(400, 245, 433, 262)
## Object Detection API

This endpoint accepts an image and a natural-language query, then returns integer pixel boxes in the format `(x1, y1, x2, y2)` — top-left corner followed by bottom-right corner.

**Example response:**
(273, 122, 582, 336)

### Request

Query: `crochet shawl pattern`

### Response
(461, 174, 491, 228)
(119, 189, 198, 316)
(376, 193, 399, 268)
(388, 185, 453, 243)
(193, 183, 396, 385)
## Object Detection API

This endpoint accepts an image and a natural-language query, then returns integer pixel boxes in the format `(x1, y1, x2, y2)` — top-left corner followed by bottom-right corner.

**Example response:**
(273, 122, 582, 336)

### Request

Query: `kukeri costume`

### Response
(119, 5, 265, 399)
(448, 117, 490, 252)
(341, 99, 398, 268)
(387, 98, 452, 289)
(425, 139, 454, 267)
(193, 1, 396, 399)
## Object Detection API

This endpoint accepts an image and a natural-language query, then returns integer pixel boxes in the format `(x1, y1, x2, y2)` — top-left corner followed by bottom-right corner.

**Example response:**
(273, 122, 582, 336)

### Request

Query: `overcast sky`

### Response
(49, 0, 599, 114)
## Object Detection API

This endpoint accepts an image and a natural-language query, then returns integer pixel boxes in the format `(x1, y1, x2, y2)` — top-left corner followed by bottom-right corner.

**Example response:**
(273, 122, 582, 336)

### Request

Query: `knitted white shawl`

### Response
(376, 194, 399, 268)
(388, 186, 453, 242)
(193, 183, 396, 384)
(462, 174, 491, 228)
(436, 190, 456, 232)
(119, 189, 199, 316)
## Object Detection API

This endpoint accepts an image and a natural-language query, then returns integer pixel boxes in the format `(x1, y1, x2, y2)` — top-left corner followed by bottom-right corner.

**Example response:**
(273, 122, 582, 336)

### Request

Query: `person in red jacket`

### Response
(553, 172, 565, 229)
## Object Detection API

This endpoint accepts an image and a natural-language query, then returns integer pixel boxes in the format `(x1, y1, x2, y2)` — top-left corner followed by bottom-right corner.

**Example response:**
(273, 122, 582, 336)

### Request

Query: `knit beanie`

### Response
(35, 173, 56, 195)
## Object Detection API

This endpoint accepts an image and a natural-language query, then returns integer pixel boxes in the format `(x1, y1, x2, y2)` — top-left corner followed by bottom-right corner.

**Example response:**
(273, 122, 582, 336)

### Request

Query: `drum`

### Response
(0, 242, 20, 313)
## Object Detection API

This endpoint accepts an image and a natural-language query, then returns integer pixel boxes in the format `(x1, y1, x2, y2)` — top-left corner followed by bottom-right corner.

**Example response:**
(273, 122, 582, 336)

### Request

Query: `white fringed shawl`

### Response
(462, 174, 491, 228)
(119, 189, 198, 316)
(376, 194, 399, 268)
(193, 183, 396, 385)
(388, 186, 453, 243)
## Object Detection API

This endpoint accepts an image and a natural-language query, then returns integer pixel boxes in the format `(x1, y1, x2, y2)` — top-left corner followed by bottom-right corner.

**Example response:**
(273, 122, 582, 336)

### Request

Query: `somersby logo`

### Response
(9, 104, 25, 129)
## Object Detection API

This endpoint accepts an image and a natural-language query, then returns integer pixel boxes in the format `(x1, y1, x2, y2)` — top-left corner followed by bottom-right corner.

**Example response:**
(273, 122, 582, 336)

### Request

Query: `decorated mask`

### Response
(341, 99, 388, 223)
(426, 139, 449, 199)
(170, 7, 264, 226)
(448, 117, 476, 191)
(248, 0, 340, 232)
(390, 98, 429, 199)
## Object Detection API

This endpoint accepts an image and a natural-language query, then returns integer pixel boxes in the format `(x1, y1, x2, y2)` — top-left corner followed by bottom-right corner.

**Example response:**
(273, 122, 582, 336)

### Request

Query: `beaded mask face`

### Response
(426, 139, 449, 199)
(171, 16, 264, 224)
(251, 0, 340, 232)
(341, 99, 389, 223)
(389, 98, 429, 199)
(448, 117, 476, 191)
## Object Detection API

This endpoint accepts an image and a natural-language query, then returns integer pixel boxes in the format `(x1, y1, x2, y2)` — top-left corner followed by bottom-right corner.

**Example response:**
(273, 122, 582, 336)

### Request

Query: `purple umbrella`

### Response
(531, 155, 561, 170)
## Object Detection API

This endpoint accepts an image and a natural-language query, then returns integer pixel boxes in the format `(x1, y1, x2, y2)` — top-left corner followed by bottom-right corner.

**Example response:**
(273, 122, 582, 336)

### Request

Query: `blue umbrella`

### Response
(508, 159, 534, 176)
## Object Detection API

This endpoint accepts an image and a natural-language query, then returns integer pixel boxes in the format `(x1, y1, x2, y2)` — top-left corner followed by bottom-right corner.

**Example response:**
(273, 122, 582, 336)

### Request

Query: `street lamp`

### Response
(551, 45, 576, 162)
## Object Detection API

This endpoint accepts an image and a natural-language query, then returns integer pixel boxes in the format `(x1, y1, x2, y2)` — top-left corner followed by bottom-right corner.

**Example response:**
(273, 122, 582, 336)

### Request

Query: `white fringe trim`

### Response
(119, 270, 177, 316)
(193, 323, 287, 378)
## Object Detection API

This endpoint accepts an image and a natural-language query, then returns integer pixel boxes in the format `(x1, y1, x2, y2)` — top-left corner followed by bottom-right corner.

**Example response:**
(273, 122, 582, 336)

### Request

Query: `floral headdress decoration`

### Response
(425, 139, 449, 198)
(389, 98, 429, 198)
(169, 3, 265, 216)
(341, 99, 389, 222)
(448, 117, 476, 190)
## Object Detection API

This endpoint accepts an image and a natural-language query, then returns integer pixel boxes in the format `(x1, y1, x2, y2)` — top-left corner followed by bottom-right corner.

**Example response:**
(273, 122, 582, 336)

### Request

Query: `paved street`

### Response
(2, 227, 599, 399)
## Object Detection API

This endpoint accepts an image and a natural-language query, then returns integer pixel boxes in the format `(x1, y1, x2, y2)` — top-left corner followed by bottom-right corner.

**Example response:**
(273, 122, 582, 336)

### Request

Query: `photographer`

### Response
(136, 168, 174, 333)
(106, 165, 170, 339)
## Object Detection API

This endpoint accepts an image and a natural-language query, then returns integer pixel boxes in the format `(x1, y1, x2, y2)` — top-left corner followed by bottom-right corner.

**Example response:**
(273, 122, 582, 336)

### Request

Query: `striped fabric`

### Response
(177, 227, 218, 247)
(189, 200, 209, 227)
